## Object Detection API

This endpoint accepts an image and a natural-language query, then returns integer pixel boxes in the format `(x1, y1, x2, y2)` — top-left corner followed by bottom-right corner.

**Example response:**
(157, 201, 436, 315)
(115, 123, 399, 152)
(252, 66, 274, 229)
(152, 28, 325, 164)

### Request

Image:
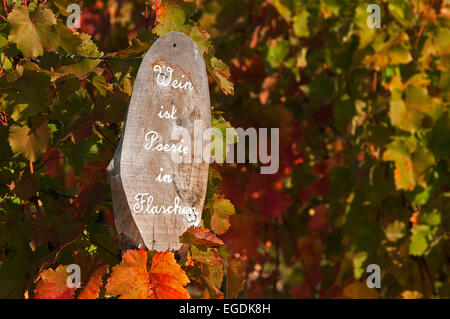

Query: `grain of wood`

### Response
(107, 32, 211, 252)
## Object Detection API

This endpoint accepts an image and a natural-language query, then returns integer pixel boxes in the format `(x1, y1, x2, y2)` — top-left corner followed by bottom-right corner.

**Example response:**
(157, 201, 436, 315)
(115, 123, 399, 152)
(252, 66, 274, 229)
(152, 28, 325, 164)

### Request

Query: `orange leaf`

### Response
(78, 265, 109, 299)
(106, 249, 190, 299)
(34, 265, 75, 299)
(149, 251, 190, 299)
(409, 211, 420, 226)
(106, 249, 151, 299)
(179, 226, 224, 247)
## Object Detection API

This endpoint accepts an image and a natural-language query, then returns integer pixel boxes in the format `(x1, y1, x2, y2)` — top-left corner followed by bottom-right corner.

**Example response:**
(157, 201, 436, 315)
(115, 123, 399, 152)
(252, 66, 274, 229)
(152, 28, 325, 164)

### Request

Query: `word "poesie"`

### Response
(144, 130, 189, 155)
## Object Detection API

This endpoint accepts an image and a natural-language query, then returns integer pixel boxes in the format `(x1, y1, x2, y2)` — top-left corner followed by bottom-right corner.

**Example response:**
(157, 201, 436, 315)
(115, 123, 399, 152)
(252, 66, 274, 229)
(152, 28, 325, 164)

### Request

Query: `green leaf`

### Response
(209, 194, 235, 235)
(208, 57, 234, 95)
(293, 11, 309, 38)
(354, 4, 376, 49)
(205, 167, 221, 202)
(190, 246, 220, 266)
(188, 26, 212, 55)
(429, 113, 450, 159)
(352, 251, 367, 279)
(388, 0, 414, 28)
(8, 116, 52, 162)
(382, 138, 415, 191)
(267, 37, 289, 69)
(421, 211, 441, 227)
(211, 113, 237, 163)
(57, 33, 101, 79)
(409, 225, 431, 256)
(0, 34, 8, 48)
(190, 247, 224, 298)
(411, 145, 435, 189)
(116, 38, 151, 58)
(55, 22, 82, 54)
(389, 85, 432, 133)
(271, 0, 292, 21)
(153, 0, 192, 36)
(52, 0, 74, 17)
(8, 6, 59, 58)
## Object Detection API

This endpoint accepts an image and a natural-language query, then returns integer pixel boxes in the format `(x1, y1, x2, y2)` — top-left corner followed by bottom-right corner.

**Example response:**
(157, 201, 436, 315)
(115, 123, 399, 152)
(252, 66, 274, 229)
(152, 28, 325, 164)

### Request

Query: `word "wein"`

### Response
(153, 64, 194, 91)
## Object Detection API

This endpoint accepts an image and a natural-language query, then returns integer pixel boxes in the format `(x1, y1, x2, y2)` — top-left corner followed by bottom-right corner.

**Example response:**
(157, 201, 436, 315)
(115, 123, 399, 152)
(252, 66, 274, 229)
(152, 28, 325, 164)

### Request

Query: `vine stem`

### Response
(0, 54, 6, 76)
(414, 0, 435, 49)
(94, 122, 118, 148)
(82, 233, 121, 261)
(2, 0, 7, 16)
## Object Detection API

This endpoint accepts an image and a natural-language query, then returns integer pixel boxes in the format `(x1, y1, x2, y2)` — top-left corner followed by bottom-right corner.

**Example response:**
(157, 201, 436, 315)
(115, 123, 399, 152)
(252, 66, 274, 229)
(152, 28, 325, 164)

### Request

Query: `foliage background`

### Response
(0, 0, 449, 299)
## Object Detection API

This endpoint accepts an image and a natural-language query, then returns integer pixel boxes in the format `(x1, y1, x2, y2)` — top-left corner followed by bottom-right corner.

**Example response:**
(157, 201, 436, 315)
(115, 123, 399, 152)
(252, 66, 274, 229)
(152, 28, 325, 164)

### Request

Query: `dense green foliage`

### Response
(0, 0, 449, 299)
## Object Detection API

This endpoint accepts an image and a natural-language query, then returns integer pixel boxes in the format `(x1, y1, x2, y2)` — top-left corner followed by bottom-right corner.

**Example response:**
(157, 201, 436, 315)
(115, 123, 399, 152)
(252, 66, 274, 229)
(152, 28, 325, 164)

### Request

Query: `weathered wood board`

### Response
(107, 32, 211, 252)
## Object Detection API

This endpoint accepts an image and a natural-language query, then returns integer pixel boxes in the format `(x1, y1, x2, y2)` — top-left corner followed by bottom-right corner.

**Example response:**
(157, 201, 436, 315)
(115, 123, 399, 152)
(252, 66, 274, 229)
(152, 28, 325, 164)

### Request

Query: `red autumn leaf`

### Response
(222, 213, 261, 256)
(152, 0, 163, 19)
(34, 265, 75, 299)
(78, 265, 109, 299)
(309, 204, 329, 231)
(226, 254, 247, 298)
(290, 283, 312, 299)
(106, 249, 190, 299)
(149, 251, 190, 299)
(42, 149, 64, 178)
(75, 154, 109, 215)
(179, 226, 224, 247)
(105, 249, 151, 299)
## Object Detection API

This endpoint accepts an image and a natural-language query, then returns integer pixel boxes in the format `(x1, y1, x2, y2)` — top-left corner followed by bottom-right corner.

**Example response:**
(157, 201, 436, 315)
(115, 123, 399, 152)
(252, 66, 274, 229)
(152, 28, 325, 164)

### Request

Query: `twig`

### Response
(414, 0, 435, 49)
(50, 51, 143, 61)
(0, 54, 6, 76)
(94, 122, 118, 148)
(82, 233, 121, 261)
(2, 0, 8, 16)
(273, 219, 280, 298)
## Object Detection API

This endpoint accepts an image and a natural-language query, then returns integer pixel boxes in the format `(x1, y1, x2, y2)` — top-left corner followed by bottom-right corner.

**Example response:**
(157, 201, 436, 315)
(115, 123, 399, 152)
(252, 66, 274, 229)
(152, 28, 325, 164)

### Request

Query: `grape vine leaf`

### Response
(389, 85, 433, 133)
(152, 0, 193, 36)
(179, 226, 224, 247)
(8, 6, 59, 58)
(209, 195, 235, 235)
(34, 265, 75, 299)
(382, 138, 415, 191)
(208, 57, 234, 95)
(226, 254, 246, 298)
(409, 225, 431, 256)
(8, 117, 52, 162)
(106, 249, 190, 299)
(77, 265, 109, 299)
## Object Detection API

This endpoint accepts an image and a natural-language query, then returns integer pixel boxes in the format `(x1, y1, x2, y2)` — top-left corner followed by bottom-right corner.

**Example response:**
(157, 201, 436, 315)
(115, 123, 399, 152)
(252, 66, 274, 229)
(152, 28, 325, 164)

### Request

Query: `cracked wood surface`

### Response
(107, 32, 210, 252)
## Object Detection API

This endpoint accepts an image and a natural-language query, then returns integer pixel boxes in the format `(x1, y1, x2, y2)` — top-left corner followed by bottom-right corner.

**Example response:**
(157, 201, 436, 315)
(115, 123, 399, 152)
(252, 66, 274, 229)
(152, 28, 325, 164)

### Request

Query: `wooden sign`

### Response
(107, 32, 211, 252)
